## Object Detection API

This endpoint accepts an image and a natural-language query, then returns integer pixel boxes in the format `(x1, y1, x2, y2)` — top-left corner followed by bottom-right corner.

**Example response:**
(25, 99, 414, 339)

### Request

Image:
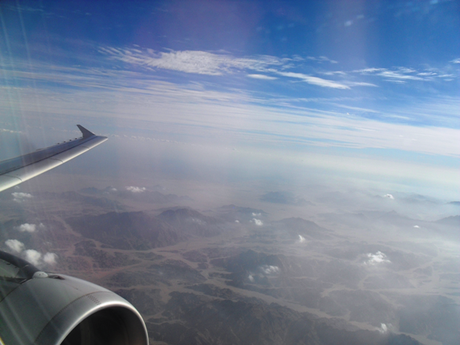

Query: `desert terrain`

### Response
(1, 183, 459, 345)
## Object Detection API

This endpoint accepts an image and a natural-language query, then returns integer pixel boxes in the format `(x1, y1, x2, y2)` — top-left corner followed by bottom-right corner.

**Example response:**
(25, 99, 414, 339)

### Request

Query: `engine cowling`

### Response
(0, 251, 148, 345)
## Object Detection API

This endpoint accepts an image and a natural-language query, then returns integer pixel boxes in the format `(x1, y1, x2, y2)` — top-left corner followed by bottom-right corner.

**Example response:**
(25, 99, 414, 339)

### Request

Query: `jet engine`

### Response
(0, 251, 148, 345)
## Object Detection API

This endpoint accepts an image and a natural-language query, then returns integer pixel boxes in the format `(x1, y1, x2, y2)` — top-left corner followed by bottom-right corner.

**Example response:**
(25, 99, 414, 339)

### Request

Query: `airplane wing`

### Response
(0, 125, 107, 192)
(0, 126, 148, 343)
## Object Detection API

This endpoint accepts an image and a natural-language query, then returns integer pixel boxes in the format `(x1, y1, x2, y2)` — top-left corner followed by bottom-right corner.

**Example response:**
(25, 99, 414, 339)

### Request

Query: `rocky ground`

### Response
(1, 187, 458, 345)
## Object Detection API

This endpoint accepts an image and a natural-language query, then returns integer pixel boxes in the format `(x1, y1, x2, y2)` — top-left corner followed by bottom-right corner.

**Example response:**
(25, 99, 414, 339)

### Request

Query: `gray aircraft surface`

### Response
(0, 125, 148, 345)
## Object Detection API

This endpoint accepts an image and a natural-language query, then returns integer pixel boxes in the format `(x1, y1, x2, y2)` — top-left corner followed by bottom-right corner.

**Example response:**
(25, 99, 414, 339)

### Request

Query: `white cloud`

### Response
(354, 67, 385, 74)
(23, 249, 41, 266)
(101, 48, 284, 76)
(126, 186, 146, 193)
(5, 243, 57, 266)
(248, 274, 255, 282)
(450, 58, 460, 64)
(235, 220, 240, 223)
(307, 56, 338, 64)
(297, 235, 306, 243)
(379, 70, 422, 81)
(352, 66, 445, 82)
(17, 223, 36, 233)
(5, 239, 24, 253)
(413, 225, 420, 228)
(4, 56, 460, 164)
(252, 212, 261, 216)
(43, 252, 57, 265)
(253, 218, 263, 226)
(366, 251, 391, 265)
(101, 48, 349, 89)
(384, 194, 394, 199)
(260, 265, 280, 275)
(275, 71, 350, 89)
(247, 74, 277, 80)
(12, 192, 32, 202)
(344, 81, 378, 87)
(378, 323, 388, 333)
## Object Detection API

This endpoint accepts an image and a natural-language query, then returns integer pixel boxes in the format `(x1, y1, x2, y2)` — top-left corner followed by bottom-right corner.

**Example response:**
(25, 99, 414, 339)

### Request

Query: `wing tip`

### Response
(77, 125, 95, 138)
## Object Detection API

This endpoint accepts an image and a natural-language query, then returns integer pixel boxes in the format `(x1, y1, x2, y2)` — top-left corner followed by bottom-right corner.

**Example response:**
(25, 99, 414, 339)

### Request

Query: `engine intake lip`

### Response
(36, 290, 149, 345)
(0, 272, 148, 345)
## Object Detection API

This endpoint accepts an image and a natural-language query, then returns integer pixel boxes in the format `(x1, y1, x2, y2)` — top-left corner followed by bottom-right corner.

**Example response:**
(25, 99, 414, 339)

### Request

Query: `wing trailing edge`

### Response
(0, 125, 107, 192)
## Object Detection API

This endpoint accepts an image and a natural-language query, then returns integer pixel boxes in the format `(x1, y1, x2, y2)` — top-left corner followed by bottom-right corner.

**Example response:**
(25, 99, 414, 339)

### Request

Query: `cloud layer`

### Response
(100, 48, 349, 89)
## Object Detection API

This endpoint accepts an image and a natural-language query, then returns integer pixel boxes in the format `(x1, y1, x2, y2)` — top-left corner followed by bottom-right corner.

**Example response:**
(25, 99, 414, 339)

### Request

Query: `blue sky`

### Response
(0, 0, 459, 197)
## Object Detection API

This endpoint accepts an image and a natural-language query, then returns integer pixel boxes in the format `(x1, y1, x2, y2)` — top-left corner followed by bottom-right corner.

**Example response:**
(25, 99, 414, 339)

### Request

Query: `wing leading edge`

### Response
(0, 125, 107, 192)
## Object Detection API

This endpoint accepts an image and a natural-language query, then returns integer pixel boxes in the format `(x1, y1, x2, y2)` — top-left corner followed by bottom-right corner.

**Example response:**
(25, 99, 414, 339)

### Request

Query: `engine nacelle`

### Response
(0, 251, 148, 345)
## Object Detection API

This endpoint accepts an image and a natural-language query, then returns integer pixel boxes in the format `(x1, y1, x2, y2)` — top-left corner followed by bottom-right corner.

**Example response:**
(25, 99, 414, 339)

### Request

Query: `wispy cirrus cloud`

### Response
(354, 67, 422, 82)
(247, 74, 277, 80)
(343, 81, 378, 87)
(306, 56, 338, 64)
(100, 48, 285, 76)
(274, 71, 350, 89)
(99, 48, 349, 89)
(353, 66, 456, 83)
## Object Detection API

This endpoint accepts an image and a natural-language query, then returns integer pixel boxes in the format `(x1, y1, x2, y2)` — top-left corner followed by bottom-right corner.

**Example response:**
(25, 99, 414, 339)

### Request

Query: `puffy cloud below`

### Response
(297, 235, 306, 243)
(16, 223, 45, 233)
(4, 240, 57, 267)
(252, 218, 263, 226)
(5, 239, 24, 253)
(17, 223, 36, 233)
(43, 252, 57, 265)
(366, 251, 391, 265)
(12, 192, 33, 202)
(261, 265, 280, 275)
(378, 323, 388, 333)
(24, 249, 41, 266)
(126, 186, 146, 193)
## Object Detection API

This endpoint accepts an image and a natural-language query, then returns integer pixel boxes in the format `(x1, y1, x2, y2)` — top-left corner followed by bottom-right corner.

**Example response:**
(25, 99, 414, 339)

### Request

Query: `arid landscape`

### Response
(1, 183, 458, 345)
(1, 1, 459, 344)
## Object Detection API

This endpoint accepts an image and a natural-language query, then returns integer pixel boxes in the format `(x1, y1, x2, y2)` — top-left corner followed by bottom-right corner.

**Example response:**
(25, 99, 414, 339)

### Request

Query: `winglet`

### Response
(77, 124, 95, 138)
